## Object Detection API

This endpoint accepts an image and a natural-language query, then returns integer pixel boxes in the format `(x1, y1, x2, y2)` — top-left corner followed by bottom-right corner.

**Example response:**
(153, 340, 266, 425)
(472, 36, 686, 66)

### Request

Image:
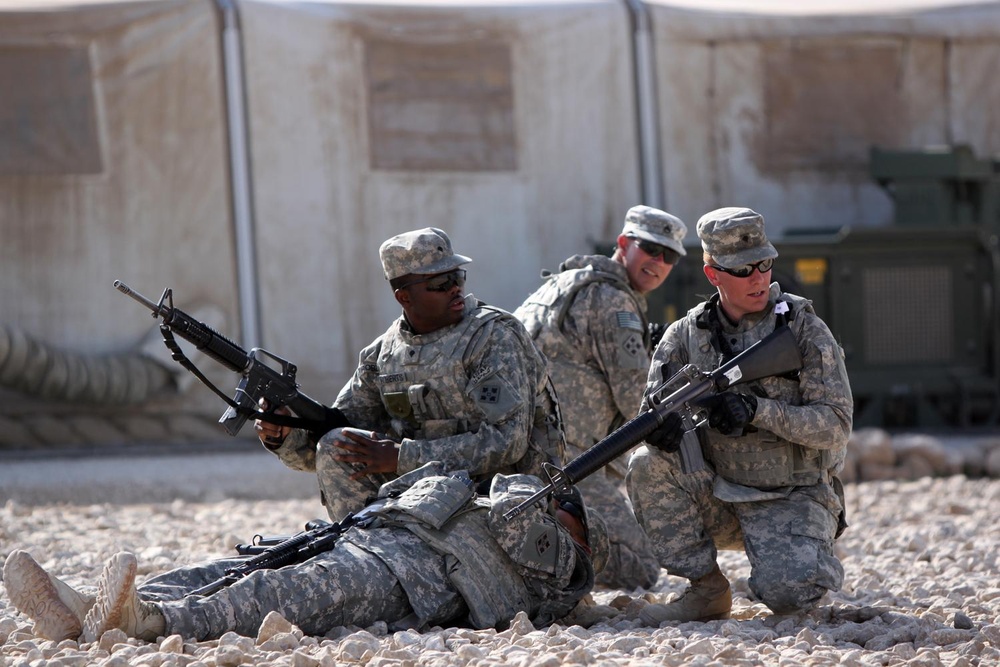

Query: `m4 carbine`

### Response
(503, 325, 803, 521)
(189, 507, 379, 597)
(114, 281, 347, 438)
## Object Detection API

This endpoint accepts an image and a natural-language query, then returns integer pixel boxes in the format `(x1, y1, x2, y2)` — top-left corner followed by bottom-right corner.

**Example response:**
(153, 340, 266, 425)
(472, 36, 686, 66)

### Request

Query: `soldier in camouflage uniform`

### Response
(4, 462, 608, 642)
(514, 205, 687, 590)
(627, 207, 853, 624)
(255, 228, 564, 521)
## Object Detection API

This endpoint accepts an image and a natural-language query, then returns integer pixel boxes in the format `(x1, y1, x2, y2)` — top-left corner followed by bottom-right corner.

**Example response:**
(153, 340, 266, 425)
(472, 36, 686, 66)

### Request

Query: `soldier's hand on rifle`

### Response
(255, 398, 291, 448)
(697, 391, 757, 436)
(332, 428, 400, 480)
(645, 412, 684, 453)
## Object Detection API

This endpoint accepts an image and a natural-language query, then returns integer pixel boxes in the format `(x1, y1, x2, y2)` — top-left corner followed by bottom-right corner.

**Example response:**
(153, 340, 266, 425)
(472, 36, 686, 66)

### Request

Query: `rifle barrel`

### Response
(113, 281, 167, 317)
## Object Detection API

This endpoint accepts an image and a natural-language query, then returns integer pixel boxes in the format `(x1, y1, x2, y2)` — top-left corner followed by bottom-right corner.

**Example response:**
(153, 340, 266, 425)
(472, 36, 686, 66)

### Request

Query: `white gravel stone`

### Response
(2, 454, 1000, 666)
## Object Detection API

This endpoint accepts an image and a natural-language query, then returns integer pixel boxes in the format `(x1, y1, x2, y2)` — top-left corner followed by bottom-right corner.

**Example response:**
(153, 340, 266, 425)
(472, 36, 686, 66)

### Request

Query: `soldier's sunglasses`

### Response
(397, 269, 467, 292)
(709, 258, 774, 278)
(631, 238, 679, 264)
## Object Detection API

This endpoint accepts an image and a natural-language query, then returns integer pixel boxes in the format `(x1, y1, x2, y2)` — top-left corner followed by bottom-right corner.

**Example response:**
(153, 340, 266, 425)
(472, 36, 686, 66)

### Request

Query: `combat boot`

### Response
(2, 550, 96, 641)
(639, 565, 732, 625)
(82, 552, 165, 643)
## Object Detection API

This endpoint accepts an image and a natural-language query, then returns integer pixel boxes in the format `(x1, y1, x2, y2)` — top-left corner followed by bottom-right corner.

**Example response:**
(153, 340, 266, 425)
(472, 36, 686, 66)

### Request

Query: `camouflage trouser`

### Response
(139, 538, 441, 639)
(315, 428, 395, 520)
(626, 445, 844, 614)
(577, 471, 660, 590)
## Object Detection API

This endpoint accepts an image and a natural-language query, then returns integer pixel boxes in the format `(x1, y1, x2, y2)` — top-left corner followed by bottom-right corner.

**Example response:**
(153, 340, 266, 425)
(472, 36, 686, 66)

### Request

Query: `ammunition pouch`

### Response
(376, 472, 477, 529)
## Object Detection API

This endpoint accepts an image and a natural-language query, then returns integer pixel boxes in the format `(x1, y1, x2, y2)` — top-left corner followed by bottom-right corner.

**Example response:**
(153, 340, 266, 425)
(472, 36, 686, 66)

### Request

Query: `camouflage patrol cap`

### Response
(697, 207, 778, 268)
(379, 227, 472, 281)
(621, 205, 688, 256)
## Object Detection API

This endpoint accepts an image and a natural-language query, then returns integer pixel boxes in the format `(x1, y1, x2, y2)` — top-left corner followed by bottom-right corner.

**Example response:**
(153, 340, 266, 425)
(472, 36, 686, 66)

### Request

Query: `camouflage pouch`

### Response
(377, 472, 476, 529)
(383, 391, 413, 420)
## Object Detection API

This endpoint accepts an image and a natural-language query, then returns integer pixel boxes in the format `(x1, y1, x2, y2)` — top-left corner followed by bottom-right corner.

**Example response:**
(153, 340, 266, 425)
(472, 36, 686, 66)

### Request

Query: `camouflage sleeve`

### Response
(486, 474, 578, 583)
(751, 313, 854, 450)
(578, 283, 651, 419)
(265, 336, 391, 472)
(395, 319, 532, 476)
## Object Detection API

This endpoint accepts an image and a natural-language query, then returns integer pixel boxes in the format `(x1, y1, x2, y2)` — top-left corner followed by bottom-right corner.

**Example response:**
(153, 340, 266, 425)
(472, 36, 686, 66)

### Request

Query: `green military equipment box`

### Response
(870, 145, 1000, 230)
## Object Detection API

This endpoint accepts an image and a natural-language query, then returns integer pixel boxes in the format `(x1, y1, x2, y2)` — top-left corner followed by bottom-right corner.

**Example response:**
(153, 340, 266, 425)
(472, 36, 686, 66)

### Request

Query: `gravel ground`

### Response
(2, 449, 1000, 666)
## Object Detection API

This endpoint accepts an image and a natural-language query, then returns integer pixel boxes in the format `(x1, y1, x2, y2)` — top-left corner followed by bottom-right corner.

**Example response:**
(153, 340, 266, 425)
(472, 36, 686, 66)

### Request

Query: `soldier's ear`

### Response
(703, 264, 721, 287)
(394, 287, 411, 307)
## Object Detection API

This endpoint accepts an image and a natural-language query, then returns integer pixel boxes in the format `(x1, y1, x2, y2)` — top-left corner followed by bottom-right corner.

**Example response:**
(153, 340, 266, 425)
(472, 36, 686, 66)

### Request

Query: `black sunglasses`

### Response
(709, 258, 774, 278)
(396, 269, 467, 292)
(632, 238, 680, 265)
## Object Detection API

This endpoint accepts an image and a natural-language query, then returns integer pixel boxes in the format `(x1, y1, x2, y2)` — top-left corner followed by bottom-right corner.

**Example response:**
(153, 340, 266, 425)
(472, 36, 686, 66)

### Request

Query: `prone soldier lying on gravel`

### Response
(2, 462, 607, 643)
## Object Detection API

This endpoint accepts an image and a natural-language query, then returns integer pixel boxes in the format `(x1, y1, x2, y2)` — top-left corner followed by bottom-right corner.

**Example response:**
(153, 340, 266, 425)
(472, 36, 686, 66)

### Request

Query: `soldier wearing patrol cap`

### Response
(627, 207, 853, 623)
(5, 462, 608, 642)
(255, 227, 565, 523)
(514, 205, 687, 590)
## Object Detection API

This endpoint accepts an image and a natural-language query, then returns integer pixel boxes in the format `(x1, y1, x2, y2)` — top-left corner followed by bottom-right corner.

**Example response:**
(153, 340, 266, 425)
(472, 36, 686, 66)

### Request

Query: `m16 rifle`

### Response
(189, 506, 380, 597)
(114, 281, 347, 438)
(503, 325, 803, 521)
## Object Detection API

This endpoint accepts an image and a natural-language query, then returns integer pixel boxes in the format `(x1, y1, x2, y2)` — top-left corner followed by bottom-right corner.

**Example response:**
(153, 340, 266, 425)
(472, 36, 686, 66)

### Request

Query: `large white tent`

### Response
(649, 0, 1000, 236)
(2, 0, 999, 445)
(0, 0, 237, 351)
(237, 0, 641, 395)
(0, 0, 240, 445)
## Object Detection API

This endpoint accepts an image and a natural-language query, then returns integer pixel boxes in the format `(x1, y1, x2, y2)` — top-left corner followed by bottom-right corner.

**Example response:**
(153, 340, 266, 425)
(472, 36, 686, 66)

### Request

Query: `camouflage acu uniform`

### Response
(627, 281, 854, 613)
(515, 254, 660, 590)
(271, 294, 563, 520)
(132, 464, 597, 639)
(268, 227, 564, 520)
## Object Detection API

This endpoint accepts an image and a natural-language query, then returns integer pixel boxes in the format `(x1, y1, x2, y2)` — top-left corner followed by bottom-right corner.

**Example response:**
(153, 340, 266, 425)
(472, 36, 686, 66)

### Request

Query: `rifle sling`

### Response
(159, 325, 336, 433)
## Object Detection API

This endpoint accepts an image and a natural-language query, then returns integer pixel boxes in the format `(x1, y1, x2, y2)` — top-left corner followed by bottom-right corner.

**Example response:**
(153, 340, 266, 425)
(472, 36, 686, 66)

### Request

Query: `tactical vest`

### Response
(377, 303, 564, 477)
(688, 292, 836, 488)
(517, 264, 648, 462)
(519, 266, 649, 350)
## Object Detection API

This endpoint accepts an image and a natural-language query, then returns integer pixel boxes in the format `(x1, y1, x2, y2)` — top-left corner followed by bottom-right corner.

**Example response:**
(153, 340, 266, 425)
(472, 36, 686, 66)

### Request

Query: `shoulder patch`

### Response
(469, 372, 519, 421)
(469, 363, 494, 387)
(519, 522, 560, 571)
(615, 310, 644, 332)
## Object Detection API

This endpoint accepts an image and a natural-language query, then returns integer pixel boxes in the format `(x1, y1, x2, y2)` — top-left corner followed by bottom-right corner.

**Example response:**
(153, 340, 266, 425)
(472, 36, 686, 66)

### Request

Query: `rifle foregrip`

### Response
(563, 410, 662, 484)
(166, 310, 250, 373)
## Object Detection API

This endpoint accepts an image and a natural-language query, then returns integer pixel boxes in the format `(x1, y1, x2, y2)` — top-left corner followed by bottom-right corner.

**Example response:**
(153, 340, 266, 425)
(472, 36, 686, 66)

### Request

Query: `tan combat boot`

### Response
(639, 565, 732, 625)
(82, 552, 165, 643)
(2, 550, 96, 641)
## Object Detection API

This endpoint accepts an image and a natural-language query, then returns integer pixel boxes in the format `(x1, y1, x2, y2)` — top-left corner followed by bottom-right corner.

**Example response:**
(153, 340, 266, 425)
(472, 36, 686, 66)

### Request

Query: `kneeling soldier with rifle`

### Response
(627, 207, 854, 624)
(3, 463, 607, 642)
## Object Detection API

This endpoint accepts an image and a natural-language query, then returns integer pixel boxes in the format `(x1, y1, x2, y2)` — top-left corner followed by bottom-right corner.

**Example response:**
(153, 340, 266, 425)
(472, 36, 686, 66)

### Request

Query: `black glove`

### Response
(697, 392, 757, 436)
(645, 411, 684, 453)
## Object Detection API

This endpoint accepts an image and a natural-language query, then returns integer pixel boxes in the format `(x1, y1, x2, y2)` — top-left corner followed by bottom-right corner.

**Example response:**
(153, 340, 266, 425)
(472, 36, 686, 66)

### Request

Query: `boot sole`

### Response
(82, 552, 137, 644)
(2, 551, 82, 641)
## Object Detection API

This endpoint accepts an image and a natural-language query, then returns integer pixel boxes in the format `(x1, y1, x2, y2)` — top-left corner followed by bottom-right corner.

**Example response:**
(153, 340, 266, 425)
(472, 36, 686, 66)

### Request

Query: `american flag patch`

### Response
(615, 311, 643, 331)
